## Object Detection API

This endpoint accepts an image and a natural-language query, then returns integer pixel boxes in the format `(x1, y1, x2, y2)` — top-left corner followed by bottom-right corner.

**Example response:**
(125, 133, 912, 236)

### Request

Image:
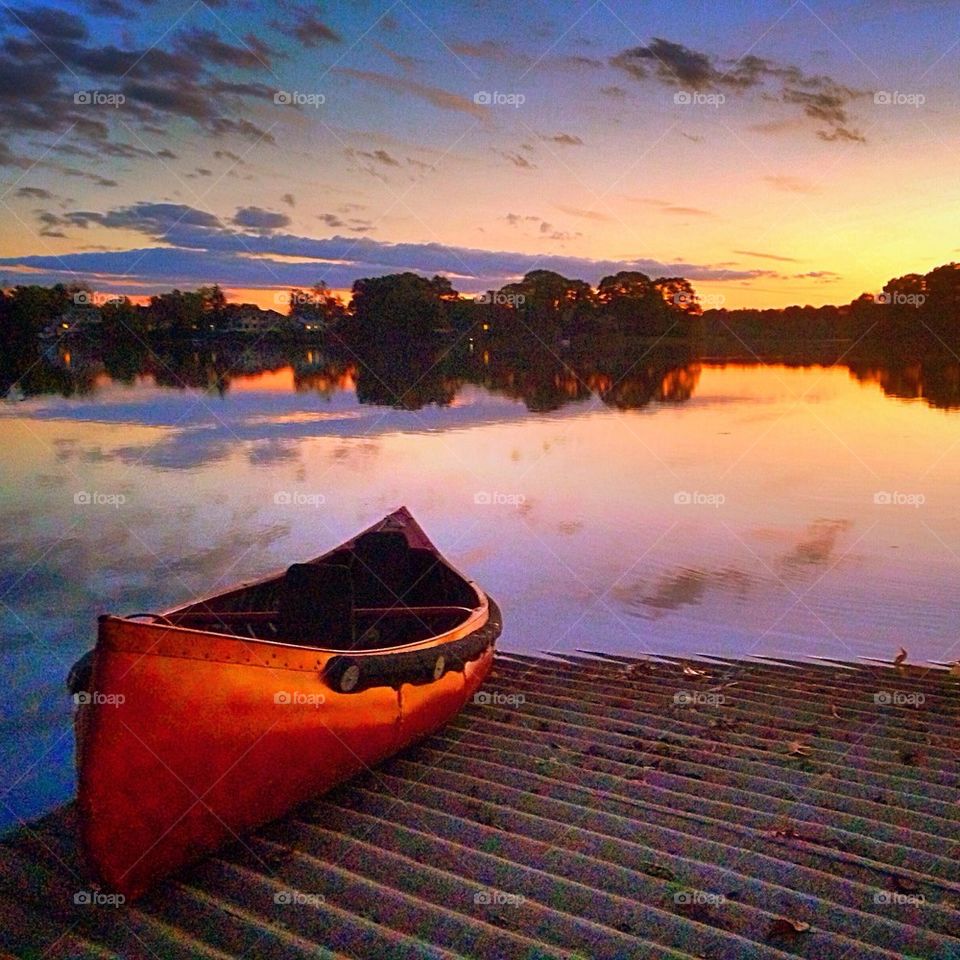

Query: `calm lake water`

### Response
(3, 348, 960, 829)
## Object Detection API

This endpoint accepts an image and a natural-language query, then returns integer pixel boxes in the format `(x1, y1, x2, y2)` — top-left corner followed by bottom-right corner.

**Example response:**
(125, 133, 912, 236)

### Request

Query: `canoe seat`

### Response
(277, 563, 355, 647)
(350, 531, 412, 607)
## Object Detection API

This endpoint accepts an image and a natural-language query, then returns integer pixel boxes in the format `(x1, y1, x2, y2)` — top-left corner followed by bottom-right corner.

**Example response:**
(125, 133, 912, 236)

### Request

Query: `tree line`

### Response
(3, 261, 960, 351)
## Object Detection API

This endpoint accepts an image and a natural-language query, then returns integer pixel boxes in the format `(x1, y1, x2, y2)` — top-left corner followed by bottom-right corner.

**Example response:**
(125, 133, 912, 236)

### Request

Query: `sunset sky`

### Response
(0, 0, 957, 308)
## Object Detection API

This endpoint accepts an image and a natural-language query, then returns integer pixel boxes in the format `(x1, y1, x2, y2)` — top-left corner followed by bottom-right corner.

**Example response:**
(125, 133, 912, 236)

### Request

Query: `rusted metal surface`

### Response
(3, 651, 960, 959)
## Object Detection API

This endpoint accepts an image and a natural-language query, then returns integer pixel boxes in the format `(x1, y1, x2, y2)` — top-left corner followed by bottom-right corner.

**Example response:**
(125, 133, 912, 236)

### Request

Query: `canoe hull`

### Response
(73, 511, 499, 899)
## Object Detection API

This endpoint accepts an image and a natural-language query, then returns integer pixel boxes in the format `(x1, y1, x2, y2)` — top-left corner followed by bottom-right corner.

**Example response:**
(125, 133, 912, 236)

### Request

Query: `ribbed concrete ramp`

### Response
(3, 652, 960, 959)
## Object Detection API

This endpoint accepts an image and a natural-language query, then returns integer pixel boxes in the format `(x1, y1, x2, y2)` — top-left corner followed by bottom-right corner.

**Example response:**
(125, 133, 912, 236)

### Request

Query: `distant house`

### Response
(44, 308, 102, 339)
(222, 305, 291, 334)
(288, 313, 330, 334)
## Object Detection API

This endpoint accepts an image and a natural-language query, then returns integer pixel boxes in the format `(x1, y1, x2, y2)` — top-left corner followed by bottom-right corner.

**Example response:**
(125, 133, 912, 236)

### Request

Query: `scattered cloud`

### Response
(630, 198, 715, 218)
(15, 186, 52, 200)
(503, 213, 543, 227)
(541, 132, 584, 146)
(176, 27, 273, 70)
(763, 175, 819, 194)
(231, 206, 290, 231)
(449, 39, 518, 62)
(612, 38, 718, 89)
(734, 249, 800, 263)
(611, 37, 867, 142)
(659, 206, 714, 217)
(793, 270, 841, 281)
(64, 201, 223, 233)
(555, 55, 603, 70)
(362, 148, 400, 167)
(556, 205, 611, 222)
(336, 68, 488, 117)
(274, 12, 340, 47)
(372, 43, 423, 72)
(0, 3, 283, 174)
(501, 151, 535, 169)
(213, 149, 244, 165)
(406, 156, 435, 172)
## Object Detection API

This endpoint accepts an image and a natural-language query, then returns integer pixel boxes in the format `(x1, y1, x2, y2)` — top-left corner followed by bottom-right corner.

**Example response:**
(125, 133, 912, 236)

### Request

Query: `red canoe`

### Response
(68, 507, 501, 899)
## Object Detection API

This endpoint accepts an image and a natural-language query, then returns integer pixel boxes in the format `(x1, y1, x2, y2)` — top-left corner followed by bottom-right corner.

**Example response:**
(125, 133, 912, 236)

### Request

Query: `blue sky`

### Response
(1, 0, 958, 307)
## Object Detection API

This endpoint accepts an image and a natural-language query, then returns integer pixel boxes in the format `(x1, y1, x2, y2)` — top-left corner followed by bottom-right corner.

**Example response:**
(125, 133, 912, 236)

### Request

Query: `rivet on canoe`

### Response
(433, 655, 446, 681)
(340, 663, 361, 693)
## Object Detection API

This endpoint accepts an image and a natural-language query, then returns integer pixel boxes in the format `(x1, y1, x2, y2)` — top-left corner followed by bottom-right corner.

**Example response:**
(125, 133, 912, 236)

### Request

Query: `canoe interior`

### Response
(164, 535, 481, 651)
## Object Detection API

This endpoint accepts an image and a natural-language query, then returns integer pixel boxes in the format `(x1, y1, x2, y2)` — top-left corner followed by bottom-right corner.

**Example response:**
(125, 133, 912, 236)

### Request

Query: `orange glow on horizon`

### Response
(223, 287, 353, 311)
(230, 368, 296, 392)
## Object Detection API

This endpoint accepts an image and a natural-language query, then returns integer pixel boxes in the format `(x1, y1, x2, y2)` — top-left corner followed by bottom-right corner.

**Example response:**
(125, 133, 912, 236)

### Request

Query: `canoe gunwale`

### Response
(96, 588, 492, 671)
(323, 598, 501, 693)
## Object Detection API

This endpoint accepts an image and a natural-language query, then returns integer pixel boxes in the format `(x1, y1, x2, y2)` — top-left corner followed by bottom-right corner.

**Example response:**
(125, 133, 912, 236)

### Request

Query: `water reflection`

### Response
(3, 337, 960, 829)
(613, 566, 753, 620)
(846, 361, 960, 409)
(5, 338, 960, 412)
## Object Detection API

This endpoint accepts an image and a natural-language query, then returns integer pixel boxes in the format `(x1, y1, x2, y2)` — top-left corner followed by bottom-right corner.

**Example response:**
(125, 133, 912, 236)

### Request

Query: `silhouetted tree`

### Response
(148, 289, 204, 336)
(288, 283, 346, 328)
(348, 272, 458, 342)
(497, 270, 594, 340)
(198, 285, 227, 330)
